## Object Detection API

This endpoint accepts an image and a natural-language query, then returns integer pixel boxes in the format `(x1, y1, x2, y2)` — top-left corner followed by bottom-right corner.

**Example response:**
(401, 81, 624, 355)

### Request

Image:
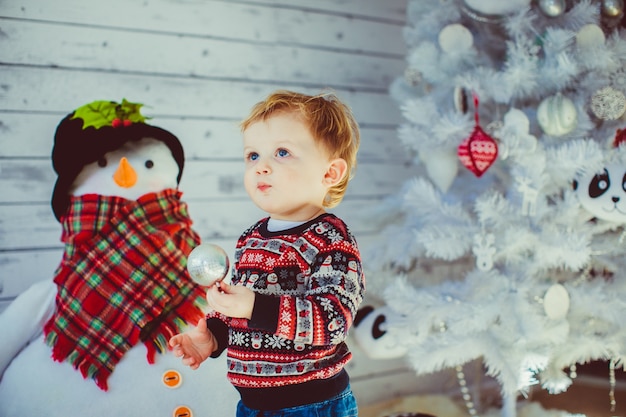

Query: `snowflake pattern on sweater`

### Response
(209, 213, 364, 388)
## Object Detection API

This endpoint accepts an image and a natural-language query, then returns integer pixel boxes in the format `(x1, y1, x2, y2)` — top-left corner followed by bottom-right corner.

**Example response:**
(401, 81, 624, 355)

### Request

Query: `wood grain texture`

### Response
(1, 19, 404, 90)
(0, 0, 406, 54)
(0, 67, 404, 123)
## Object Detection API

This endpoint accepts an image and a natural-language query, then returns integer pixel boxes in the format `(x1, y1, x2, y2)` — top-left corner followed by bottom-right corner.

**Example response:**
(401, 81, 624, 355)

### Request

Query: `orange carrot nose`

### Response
(113, 157, 137, 188)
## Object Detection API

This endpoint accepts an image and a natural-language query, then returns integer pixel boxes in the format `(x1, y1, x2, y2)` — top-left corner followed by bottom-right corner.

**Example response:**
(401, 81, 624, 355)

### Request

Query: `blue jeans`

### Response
(235, 385, 358, 417)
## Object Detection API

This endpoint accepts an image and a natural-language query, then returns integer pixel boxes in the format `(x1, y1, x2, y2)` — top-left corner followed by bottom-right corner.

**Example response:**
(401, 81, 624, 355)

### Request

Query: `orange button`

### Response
(173, 405, 193, 417)
(162, 369, 183, 389)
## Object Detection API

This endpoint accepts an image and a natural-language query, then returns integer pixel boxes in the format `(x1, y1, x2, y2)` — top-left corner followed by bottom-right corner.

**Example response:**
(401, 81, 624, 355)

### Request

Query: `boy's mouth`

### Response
(257, 182, 271, 192)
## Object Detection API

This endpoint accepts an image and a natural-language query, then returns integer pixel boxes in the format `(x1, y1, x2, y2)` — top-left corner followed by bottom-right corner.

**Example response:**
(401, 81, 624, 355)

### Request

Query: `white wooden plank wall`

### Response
(0, 0, 450, 407)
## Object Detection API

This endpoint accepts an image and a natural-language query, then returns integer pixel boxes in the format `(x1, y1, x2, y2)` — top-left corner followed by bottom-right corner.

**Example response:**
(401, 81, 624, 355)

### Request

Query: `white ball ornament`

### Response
(537, 93, 578, 136)
(576, 24, 606, 49)
(438, 24, 473, 54)
(543, 283, 570, 320)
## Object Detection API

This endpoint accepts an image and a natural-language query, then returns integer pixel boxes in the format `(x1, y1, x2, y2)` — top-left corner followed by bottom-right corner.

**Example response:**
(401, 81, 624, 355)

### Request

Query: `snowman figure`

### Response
(266, 273, 281, 293)
(0, 99, 238, 416)
(318, 255, 335, 275)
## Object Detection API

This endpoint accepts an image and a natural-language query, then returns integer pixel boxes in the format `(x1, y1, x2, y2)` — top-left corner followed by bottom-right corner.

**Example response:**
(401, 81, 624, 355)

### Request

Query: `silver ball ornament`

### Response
(538, 0, 567, 17)
(186, 243, 230, 286)
(602, 0, 624, 17)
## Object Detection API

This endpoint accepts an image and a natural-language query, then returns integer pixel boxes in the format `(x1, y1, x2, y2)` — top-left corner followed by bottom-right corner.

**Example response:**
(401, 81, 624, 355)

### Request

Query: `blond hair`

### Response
(240, 90, 360, 208)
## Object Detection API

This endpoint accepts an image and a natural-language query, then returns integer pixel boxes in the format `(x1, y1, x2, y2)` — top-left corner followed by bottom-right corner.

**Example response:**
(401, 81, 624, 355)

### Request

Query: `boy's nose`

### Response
(256, 159, 271, 174)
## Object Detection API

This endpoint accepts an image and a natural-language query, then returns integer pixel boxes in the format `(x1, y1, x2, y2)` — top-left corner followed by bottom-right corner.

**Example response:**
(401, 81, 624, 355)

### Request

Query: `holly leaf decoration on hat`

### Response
(71, 99, 149, 129)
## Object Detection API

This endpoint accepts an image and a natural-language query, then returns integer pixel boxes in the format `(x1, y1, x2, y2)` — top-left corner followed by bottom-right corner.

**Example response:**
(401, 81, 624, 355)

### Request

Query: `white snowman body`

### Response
(0, 138, 239, 416)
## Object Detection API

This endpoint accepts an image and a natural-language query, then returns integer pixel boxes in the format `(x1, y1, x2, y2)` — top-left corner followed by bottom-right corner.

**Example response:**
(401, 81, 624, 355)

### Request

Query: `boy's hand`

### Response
(169, 318, 217, 370)
(207, 282, 255, 319)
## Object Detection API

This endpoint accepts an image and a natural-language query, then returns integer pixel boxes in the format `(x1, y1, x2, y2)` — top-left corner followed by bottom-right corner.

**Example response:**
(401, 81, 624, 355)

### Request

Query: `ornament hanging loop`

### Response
(472, 91, 481, 126)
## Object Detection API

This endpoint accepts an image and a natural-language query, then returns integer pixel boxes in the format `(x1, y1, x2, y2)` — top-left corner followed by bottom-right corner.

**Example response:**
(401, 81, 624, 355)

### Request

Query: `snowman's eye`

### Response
(145, 160, 154, 169)
(97, 158, 107, 168)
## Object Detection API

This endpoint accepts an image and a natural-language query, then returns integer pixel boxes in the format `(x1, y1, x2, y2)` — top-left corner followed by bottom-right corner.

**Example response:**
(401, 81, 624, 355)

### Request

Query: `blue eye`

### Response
(277, 149, 290, 157)
(248, 152, 259, 161)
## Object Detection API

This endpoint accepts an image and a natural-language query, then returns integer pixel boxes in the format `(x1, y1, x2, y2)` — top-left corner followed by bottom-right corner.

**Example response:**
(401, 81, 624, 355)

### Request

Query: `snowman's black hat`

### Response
(51, 100, 185, 221)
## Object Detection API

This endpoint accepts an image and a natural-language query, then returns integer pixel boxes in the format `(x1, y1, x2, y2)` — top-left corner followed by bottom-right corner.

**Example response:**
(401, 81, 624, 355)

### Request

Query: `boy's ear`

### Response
(324, 158, 348, 186)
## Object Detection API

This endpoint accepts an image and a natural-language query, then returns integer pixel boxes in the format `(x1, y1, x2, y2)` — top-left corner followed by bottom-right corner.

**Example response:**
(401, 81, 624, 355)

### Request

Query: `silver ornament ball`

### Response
(187, 243, 230, 286)
(602, 0, 624, 17)
(538, 0, 566, 17)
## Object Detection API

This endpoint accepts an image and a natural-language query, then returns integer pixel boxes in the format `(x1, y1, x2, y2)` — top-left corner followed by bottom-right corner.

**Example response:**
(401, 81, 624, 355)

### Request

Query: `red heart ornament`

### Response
(457, 125, 498, 177)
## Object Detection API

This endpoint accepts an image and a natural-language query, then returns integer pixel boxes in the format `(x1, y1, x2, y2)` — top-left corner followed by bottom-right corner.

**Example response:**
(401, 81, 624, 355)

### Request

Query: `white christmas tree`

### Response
(361, 0, 626, 415)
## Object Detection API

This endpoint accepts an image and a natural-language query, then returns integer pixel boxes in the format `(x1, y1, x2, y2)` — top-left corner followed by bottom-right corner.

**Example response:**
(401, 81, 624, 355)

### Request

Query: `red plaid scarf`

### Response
(43, 189, 206, 391)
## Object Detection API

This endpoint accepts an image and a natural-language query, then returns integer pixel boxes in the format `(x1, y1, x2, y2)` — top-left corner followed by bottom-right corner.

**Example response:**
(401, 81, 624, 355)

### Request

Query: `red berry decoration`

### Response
(72, 99, 147, 130)
(457, 92, 498, 177)
(613, 127, 626, 147)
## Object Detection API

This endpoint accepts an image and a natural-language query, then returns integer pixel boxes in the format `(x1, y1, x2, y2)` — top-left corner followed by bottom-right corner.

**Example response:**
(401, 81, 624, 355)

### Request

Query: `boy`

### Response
(170, 90, 364, 416)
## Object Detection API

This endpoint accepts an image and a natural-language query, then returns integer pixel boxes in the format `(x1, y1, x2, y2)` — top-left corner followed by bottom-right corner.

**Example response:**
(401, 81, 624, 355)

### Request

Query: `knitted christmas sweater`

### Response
(207, 213, 364, 407)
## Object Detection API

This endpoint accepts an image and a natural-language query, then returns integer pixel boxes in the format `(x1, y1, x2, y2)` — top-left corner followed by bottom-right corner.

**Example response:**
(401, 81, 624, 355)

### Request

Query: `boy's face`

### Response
(242, 111, 333, 221)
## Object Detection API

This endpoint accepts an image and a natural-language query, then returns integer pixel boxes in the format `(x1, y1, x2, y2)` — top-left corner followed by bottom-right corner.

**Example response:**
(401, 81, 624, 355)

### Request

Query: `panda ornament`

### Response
(352, 305, 408, 360)
(573, 162, 626, 224)
(0, 100, 238, 417)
